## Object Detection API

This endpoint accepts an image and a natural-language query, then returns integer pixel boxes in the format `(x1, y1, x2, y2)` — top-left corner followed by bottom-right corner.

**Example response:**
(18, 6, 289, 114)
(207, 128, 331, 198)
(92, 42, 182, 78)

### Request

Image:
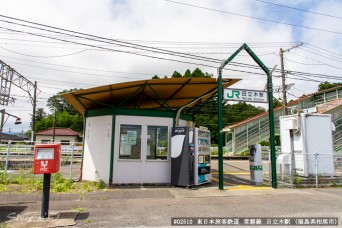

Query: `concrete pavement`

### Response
(1, 186, 341, 227)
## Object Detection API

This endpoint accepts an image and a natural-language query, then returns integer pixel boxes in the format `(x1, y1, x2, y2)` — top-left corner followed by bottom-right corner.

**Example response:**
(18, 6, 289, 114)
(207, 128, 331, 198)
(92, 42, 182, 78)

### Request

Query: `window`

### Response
(61, 140, 70, 145)
(41, 140, 50, 144)
(147, 126, 168, 160)
(119, 124, 141, 159)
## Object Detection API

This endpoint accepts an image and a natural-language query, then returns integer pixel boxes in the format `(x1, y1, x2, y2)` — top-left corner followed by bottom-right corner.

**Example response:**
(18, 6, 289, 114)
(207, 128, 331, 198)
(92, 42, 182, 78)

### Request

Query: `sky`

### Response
(0, 0, 341, 133)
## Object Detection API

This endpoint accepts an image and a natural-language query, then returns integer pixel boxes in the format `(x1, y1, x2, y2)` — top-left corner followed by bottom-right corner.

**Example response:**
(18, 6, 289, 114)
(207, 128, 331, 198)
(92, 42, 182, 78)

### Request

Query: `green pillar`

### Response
(267, 73, 278, 189)
(218, 67, 224, 190)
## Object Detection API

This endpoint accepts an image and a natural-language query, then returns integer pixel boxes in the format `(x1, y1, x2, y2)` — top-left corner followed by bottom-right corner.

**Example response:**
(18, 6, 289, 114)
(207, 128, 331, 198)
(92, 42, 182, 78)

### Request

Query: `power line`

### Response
(304, 43, 342, 58)
(298, 47, 342, 63)
(0, 24, 223, 70)
(253, 0, 342, 20)
(0, 45, 89, 58)
(0, 54, 156, 76)
(283, 56, 342, 71)
(0, 15, 309, 75)
(0, 17, 223, 64)
(164, 0, 342, 35)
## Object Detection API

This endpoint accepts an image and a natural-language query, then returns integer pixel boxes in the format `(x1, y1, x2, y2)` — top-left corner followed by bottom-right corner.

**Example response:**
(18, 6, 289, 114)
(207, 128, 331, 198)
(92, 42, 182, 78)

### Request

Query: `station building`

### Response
(63, 77, 239, 185)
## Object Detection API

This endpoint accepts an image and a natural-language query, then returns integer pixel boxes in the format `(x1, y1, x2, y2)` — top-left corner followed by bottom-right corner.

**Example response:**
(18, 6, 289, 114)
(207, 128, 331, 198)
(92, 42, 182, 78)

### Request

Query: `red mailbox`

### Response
(34, 144, 61, 174)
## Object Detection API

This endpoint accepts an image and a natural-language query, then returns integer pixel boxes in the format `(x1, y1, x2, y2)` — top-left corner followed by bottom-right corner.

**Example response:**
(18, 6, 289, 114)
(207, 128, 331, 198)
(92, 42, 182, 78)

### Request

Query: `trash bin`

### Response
(249, 144, 263, 186)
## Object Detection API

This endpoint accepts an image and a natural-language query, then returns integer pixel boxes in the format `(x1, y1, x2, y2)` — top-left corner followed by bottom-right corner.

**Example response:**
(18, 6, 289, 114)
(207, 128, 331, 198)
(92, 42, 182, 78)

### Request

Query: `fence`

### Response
(0, 141, 82, 182)
(2, 141, 341, 188)
(260, 149, 342, 188)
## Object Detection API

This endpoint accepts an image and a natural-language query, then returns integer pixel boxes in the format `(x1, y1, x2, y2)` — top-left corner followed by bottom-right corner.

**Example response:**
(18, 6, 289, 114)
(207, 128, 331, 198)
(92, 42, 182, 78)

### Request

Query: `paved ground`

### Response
(1, 160, 341, 227)
(0, 187, 341, 227)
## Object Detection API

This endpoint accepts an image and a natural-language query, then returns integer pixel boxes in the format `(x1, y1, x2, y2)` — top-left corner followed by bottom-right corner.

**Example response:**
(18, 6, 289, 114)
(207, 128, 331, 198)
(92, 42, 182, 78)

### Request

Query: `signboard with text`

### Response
(223, 88, 268, 103)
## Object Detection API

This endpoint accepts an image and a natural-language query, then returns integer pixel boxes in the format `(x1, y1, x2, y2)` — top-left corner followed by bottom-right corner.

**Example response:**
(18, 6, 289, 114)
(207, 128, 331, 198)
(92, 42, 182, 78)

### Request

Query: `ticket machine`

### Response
(249, 144, 263, 186)
(34, 144, 61, 174)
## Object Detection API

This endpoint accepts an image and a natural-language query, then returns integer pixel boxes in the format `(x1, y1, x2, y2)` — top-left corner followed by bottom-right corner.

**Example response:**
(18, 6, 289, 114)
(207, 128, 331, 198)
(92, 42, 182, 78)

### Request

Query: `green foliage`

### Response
(273, 98, 283, 108)
(35, 89, 84, 133)
(51, 172, 72, 192)
(318, 81, 342, 91)
(151, 75, 160, 79)
(0, 172, 10, 185)
(47, 88, 79, 113)
(195, 101, 265, 144)
(171, 71, 182, 78)
(35, 108, 47, 122)
(35, 111, 83, 133)
(96, 180, 106, 190)
(293, 175, 303, 188)
(81, 180, 106, 192)
(74, 207, 86, 212)
(183, 69, 192, 78)
(191, 68, 205, 78)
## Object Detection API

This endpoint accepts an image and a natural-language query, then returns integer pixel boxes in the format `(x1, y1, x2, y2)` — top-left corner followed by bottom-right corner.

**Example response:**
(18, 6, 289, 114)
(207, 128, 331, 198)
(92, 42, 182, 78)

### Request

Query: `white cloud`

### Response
(0, 0, 340, 133)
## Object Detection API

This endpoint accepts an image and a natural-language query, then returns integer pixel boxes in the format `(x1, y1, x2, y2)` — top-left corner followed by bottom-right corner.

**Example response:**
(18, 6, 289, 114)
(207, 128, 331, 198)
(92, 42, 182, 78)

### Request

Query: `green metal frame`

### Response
(109, 115, 115, 185)
(218, 43, 277, 190)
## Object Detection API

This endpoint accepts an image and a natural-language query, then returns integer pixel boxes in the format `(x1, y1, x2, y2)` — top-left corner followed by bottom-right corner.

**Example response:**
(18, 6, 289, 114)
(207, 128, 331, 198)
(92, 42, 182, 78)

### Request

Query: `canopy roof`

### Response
(63, 77, 240, 115)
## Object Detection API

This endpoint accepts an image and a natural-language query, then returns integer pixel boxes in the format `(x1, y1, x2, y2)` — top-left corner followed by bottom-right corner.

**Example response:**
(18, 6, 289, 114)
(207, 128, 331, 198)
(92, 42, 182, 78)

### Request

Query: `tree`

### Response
(183, 69, 192, 78)
(36, 89, 84, 133)
(171, 71, 182, 78)
(318, 81, 342, 91)
(152, 75, 160, 79)
(35, 111, 83, 133)
(47, 88, 79, 114)
(35, 108, 47, 122)
(191, 68, 205, 78)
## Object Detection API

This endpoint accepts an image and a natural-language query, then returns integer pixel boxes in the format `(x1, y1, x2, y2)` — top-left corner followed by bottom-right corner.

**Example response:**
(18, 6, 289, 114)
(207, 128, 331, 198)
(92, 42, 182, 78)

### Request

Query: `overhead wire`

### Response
(0, 45, 89, 58)
(0, 15, 340, 97)
(0, 15, 280, 73)
(164, 0, 342, 35)
(253, 0, 342, 20)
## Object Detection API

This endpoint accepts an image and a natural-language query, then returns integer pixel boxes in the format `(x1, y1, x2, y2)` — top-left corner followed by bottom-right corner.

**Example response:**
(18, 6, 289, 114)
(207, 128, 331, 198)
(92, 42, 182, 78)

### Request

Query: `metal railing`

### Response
(0, 141, 82, 181)
(261, 150, 342, 188)
(225, 87, 342, 154)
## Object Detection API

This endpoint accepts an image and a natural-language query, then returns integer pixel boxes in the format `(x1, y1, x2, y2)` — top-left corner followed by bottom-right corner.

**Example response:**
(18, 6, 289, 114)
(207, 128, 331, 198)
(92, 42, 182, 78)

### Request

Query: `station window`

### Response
(61, 140, 70, 145)
(41, 140, 50, 144)
(146, 126, 168, 160)
(119, 124, 142, 159)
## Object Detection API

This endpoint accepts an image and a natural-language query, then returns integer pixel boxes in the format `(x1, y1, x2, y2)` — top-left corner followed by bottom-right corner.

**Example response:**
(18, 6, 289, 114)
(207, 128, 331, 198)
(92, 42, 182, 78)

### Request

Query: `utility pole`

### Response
(280, 43, 303, 115)
(32, 81, 37, 142)
(0, 109, 5, 144)
(52, 108, 56, 142)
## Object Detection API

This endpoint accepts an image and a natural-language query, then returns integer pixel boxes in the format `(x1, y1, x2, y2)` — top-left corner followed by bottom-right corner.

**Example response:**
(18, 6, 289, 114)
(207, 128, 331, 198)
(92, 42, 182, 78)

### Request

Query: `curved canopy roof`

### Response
(63, 77, 240, 115)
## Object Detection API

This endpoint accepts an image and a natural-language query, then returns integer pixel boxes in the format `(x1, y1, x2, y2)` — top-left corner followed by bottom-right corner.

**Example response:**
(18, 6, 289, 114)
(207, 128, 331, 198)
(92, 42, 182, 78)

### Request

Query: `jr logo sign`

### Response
(223, 88, 268, 103)
(226, 90, 240, 99)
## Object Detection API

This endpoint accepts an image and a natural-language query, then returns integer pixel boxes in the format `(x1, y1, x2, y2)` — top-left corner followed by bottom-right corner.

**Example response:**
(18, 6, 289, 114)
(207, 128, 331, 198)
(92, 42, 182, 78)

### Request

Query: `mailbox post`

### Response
(33, 144, 61, 218)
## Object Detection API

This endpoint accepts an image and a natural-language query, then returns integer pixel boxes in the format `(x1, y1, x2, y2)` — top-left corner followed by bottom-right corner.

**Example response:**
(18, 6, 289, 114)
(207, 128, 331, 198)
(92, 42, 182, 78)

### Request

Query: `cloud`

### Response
(0, 0, 340, 133)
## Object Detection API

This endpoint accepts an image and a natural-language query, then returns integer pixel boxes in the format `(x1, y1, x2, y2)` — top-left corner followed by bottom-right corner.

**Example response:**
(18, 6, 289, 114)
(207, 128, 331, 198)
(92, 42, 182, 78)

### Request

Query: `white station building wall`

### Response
(82, 115, 112, 183)
(82, 114, 189, 184)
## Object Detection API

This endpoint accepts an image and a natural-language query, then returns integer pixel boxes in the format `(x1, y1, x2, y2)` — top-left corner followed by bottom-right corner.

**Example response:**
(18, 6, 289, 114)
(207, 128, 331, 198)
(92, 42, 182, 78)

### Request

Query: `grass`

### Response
(0, 171, 106, 193)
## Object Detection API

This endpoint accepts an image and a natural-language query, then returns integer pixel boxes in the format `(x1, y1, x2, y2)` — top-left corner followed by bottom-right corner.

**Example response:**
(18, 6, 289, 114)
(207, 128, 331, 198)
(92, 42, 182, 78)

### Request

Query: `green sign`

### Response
(250, 165, 263, 171)
(224, 88, 268, 103)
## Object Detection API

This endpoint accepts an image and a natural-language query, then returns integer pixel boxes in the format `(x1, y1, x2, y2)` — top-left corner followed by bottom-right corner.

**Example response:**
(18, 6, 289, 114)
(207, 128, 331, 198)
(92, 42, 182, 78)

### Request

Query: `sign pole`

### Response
(217, 63, 224, 190)
(268, 66, 278, 189)
(41, 173, 51, 218)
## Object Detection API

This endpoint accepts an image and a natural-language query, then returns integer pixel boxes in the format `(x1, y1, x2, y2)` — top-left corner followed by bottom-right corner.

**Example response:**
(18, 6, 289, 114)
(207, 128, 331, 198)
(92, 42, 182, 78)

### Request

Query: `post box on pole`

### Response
(33, 144, 61, 218)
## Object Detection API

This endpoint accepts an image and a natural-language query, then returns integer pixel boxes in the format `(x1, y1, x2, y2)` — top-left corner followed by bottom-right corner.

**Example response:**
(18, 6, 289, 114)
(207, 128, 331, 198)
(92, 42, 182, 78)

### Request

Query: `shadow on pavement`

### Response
(0, 205, 27, 224)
